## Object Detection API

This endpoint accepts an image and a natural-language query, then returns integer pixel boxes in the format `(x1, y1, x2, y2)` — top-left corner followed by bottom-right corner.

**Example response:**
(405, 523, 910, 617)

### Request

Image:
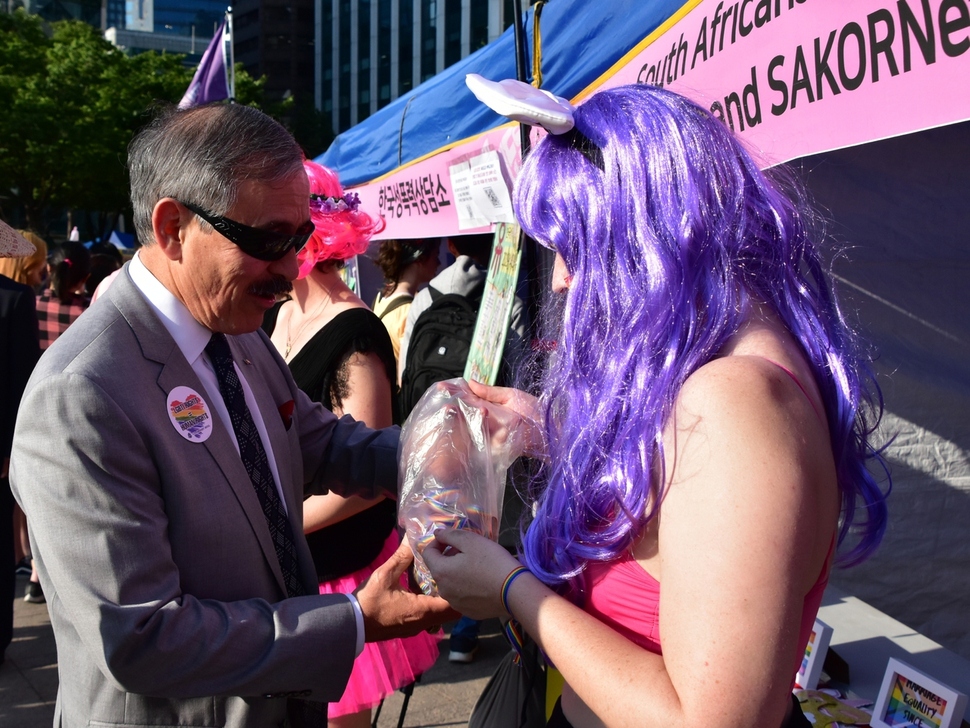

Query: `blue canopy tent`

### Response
(317, 0, 687, 187)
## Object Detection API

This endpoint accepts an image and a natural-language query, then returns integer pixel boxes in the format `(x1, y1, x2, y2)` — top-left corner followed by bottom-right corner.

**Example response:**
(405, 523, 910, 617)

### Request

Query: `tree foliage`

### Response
(0, 10, 308, 238)
(0, 11, 190, 233)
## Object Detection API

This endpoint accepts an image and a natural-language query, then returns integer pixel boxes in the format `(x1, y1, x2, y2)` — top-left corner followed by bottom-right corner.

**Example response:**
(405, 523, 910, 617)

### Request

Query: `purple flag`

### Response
(179, 19, 230, 109)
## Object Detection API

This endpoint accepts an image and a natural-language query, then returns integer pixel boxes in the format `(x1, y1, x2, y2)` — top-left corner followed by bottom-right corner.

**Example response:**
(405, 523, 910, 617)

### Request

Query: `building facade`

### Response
(115, 0, 224, 59)
(5, 0, 101, 26)
(232, 0, 315, 105)
(317, 0, 514, 134)
(9, 0, 516, 136)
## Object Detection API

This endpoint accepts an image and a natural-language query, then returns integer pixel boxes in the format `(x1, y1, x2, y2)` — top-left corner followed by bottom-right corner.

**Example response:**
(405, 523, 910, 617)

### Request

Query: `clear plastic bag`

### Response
(398, 378, 528, 595)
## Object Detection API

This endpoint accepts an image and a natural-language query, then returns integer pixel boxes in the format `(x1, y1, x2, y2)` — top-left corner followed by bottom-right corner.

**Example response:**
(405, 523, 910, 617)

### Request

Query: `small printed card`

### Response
(870, 657, 968, 728)
(795, 618, 834, 690)
(449, 161, 490, 230)
(467, 150, 515, 224)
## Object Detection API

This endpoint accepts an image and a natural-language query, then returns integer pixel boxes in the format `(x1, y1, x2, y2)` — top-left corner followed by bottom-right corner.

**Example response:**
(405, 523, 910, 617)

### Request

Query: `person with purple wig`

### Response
(424, 82, 889, 728)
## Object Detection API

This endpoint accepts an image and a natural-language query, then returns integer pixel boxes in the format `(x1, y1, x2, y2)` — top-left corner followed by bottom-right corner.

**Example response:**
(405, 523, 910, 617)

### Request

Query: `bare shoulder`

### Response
(665, 354, 836, 517)
(674, 355, 821, 436)
(654, 359, 838, 720)
(332, 286, 368, 311)
(662, 354, 837, 570)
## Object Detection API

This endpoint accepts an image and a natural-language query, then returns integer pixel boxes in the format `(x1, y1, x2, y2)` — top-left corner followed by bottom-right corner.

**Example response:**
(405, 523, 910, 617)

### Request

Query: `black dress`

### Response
(264, 304, 399, 582)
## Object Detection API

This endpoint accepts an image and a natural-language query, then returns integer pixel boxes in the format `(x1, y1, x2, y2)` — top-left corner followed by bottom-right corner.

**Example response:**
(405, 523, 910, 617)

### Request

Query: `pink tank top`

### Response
(583, 546, 832, 677)
(583, 360, 833, 678)
(583, 554, 663, 654)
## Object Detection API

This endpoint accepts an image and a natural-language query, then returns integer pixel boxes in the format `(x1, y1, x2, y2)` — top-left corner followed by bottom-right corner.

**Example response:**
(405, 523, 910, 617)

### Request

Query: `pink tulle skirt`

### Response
(319, 531, 443, 718)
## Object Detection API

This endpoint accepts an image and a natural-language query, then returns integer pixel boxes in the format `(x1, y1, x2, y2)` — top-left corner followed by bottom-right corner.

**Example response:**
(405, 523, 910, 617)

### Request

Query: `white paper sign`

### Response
(448, 161, 490, 230)
(468, 150, 515, 224)
(794, 618, 833, 691)
(870, 657, 968, 728)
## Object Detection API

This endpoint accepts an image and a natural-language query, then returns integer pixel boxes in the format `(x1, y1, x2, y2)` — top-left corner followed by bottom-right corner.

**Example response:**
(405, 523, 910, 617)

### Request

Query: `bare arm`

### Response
(303, 350, 393, 534)
(426, 357, 837, 728)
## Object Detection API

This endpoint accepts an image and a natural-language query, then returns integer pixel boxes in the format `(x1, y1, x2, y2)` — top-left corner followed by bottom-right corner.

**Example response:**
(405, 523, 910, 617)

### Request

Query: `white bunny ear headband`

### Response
(465, 74, 603, 170)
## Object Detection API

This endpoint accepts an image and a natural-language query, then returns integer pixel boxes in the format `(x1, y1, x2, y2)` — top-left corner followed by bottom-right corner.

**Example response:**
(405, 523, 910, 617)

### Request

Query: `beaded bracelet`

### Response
(500, 565, 530, 617)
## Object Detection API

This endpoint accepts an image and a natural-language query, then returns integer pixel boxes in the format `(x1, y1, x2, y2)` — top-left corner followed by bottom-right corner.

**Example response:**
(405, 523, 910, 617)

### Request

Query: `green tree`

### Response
(0, 12, 191, 234)
(233, 61, 277, 110)
(0, 11, 315, 239)
(53, 23, 191, 238)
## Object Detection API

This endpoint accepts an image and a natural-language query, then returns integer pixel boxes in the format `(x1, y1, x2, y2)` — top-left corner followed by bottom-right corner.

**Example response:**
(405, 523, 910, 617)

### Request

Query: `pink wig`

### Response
(297, 160, 385, 278)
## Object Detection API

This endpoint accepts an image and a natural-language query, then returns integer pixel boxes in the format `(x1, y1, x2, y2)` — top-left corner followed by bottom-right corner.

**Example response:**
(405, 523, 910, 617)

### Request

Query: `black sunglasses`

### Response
(179, 201, 315, 261)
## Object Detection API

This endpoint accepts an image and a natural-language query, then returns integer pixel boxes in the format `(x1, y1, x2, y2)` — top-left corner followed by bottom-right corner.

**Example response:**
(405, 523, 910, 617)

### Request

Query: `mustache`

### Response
(249, 276, 293, 299)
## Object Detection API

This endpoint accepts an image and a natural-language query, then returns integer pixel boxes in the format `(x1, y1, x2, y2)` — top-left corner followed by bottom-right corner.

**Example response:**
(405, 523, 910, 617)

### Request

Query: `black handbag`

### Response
(468, 632, 547, 728)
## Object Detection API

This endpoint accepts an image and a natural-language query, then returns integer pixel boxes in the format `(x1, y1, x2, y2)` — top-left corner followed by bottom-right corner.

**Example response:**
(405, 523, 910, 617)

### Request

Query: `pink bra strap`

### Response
(766, 360, 825, 424)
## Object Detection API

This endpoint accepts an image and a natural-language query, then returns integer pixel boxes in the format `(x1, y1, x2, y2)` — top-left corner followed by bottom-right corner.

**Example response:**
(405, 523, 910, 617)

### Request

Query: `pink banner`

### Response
(583, 0, 970, 167)
(352, 125, 523, 241)
(354, 0, 970, 238)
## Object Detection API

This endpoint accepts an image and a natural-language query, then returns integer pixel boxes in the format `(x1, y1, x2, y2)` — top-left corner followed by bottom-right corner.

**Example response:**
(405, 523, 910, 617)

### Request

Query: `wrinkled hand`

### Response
(466, 380, 547, 460)
(422, 528, 523, 620)
(354, 539, 458, 642)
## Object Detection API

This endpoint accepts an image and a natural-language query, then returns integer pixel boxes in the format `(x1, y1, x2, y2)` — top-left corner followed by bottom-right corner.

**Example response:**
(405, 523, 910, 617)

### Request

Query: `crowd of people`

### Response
(0, 226, 123, 617)
(0, 81, 888, 728)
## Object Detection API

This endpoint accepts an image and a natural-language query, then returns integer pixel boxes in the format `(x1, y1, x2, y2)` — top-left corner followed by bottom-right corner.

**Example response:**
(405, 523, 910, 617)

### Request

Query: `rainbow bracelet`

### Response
(500, 566, 530, 664)
(500, 565, 530, 617)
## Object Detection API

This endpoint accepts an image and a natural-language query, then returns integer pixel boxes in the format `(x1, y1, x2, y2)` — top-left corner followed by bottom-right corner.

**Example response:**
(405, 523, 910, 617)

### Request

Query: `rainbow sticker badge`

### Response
(167, 386, 213, 442)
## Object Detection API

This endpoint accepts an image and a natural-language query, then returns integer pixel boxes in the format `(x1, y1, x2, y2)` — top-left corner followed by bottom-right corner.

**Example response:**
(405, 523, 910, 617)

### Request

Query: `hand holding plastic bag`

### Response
(398, 378, 528, 595)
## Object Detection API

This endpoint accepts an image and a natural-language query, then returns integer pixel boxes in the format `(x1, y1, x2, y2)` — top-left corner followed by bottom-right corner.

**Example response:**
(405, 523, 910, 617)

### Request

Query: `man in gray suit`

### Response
(10, 103, 452, 727)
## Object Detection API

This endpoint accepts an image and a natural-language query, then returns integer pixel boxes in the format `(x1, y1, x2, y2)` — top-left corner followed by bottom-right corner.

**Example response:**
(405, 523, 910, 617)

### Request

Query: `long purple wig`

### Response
(513, 84, 889, 597)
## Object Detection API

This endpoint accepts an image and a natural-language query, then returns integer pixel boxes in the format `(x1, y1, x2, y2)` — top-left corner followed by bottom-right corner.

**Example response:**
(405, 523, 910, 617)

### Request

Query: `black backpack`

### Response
(399, 281, 484, 420)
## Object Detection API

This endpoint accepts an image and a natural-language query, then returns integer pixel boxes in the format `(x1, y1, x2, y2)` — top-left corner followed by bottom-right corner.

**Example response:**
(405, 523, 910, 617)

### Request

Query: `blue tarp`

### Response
(317, 0, 685, 187)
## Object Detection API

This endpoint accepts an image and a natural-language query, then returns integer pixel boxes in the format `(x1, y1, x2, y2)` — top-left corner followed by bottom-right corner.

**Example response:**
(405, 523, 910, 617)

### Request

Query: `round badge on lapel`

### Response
(167, 386, 214, 442)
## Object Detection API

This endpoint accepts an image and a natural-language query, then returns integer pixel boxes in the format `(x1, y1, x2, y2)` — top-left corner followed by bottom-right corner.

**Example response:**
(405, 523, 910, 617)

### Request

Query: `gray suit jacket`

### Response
(10, 267, 400, 728)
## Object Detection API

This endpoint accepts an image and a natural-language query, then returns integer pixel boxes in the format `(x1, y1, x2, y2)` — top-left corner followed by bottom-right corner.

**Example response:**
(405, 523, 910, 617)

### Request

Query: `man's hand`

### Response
(353, 538, 458, 642)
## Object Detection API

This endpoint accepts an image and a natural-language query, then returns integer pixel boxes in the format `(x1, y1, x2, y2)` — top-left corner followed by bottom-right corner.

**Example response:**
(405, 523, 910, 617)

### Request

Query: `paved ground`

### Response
(0, 576, 58, 727)
(0, 573, 506, 728)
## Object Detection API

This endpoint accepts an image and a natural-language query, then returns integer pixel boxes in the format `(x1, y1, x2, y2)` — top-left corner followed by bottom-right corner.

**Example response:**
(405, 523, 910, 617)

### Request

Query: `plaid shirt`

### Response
(35, 291, 89, 350)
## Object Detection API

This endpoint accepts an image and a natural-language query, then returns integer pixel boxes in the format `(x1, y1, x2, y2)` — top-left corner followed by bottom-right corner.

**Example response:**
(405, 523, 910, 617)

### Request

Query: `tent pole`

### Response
(227, 6, 236, 103)
(511, 0, 530, 157)
(510, 0, 548, 370)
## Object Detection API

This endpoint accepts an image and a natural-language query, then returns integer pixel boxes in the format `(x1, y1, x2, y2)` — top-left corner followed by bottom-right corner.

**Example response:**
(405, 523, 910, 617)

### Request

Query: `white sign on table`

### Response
(870, 657, 968, 728)
(794, 618, 834, 691)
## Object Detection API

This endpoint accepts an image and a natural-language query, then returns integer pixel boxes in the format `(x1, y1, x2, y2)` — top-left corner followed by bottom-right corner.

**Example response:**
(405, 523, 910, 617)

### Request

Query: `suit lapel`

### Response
(111, 269, 290, 597)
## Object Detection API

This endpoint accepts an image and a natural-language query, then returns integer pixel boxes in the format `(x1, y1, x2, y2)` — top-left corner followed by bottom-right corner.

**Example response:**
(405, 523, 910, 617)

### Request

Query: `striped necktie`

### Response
(205, 333, 306, 598)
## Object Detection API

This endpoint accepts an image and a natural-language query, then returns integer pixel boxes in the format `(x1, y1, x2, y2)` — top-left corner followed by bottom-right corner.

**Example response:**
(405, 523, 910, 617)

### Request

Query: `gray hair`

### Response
(128, 103, 305, 246)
